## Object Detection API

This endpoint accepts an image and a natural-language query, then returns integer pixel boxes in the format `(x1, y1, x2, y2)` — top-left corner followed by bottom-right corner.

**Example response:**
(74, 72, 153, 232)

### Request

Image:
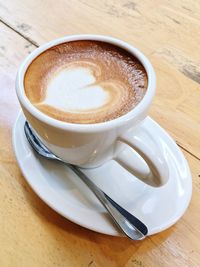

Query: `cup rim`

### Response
(16, 34, 156, 132)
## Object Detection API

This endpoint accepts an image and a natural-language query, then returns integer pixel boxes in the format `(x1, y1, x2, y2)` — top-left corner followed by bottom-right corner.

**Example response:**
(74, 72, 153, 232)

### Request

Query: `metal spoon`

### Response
(24, 121, 148, 240)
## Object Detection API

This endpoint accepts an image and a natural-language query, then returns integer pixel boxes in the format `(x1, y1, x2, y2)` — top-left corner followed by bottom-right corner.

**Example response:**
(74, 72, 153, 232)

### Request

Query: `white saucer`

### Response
(13, 112, 192, 236)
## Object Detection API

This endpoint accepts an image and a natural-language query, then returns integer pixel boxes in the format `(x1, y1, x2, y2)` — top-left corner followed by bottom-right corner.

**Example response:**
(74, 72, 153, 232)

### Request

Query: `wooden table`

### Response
(0, 1, 200, 266)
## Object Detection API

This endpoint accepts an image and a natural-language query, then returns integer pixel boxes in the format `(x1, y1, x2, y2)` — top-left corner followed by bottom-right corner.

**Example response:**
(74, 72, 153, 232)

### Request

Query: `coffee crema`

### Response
(24, 40, 148, 124)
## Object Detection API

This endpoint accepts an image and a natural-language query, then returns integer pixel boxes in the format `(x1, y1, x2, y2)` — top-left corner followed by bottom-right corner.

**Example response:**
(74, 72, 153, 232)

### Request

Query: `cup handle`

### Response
(115, 127, 169, 187)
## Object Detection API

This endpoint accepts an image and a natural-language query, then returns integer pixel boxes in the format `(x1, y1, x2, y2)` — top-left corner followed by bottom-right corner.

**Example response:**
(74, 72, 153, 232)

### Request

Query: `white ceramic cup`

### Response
(16, 34, 169, 187)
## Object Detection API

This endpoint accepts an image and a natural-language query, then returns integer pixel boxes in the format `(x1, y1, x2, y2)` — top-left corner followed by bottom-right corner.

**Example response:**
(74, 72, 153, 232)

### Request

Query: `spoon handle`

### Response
(69, 165, 148, 240)
(24, 121, 148, 240)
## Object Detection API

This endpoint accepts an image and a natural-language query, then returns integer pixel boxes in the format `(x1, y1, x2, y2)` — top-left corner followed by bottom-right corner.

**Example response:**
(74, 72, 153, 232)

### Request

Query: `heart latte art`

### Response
(40, 62, 127, 113)
(24, 41, 147, 124)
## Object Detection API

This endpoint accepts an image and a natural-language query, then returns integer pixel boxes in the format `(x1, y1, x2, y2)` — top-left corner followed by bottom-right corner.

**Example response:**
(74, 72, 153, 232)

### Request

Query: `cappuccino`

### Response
(24, 40, 147, 124)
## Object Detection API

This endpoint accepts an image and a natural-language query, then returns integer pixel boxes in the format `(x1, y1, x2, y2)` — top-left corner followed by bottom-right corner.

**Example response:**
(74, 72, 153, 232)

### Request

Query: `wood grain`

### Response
(0, 0, 199, 158)
(0, 1, 200, 266)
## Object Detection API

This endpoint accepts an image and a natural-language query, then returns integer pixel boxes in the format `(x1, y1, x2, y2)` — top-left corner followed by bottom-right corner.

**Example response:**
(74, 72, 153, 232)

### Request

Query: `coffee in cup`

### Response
(24, 40, 147, 124)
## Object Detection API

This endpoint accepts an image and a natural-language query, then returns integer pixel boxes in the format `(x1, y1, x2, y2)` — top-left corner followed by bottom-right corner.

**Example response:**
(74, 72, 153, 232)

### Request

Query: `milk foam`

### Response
(42, 67, 109, 112)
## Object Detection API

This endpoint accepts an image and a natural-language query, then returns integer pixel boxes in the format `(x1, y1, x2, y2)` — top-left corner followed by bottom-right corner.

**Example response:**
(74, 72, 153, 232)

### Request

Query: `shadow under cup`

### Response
(16, 35, 169, 187)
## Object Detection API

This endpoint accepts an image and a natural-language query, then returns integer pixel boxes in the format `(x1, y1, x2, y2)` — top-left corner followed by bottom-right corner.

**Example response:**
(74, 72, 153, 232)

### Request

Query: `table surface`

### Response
(0, 1, 200, 266)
